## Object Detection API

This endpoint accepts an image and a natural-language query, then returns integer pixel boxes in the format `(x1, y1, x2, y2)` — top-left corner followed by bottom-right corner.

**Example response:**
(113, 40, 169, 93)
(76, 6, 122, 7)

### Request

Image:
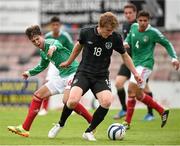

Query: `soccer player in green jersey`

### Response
(122, 10, 180, 129)
(39, 16, 74, 115)
(7, 25, 92, 137)
(114, 3, 155, 121)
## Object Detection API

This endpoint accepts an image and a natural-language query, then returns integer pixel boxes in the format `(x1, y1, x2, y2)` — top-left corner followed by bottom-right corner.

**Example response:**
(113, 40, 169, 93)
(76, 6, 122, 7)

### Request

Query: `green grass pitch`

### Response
(0, 107, 180, 145)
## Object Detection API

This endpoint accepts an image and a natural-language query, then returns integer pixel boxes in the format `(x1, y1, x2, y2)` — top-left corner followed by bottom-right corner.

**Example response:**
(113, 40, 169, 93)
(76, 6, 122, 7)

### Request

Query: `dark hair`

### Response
(124, 3, 137, 12)
(137, 10, 150, 19)
(50, 16, 61, 23)
(25, 25, 41, 39)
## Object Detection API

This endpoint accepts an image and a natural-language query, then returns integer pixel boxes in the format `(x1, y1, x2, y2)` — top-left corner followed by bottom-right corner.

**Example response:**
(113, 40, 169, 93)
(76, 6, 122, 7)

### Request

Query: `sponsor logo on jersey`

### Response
(132, 33, 135, 37)
(87, 41, 93, 44)
(105, 42, 112, 49)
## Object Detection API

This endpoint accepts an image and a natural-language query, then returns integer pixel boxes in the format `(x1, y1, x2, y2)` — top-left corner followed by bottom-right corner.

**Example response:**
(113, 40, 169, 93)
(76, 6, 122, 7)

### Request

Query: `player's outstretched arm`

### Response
(60, 41, 82, 68)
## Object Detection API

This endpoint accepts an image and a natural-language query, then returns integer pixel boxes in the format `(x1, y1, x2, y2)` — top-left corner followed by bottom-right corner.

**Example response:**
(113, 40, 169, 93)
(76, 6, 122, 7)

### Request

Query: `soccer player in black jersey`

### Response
(114, 3, 155, 121)
(48, 12, 142, 141)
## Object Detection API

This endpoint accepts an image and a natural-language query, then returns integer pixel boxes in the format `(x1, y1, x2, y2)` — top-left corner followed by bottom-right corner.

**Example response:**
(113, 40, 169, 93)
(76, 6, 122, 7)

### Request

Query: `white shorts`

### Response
(45, 73, 75, 95)
(130, 66, 152, 89)
(46, 63, 60, 81)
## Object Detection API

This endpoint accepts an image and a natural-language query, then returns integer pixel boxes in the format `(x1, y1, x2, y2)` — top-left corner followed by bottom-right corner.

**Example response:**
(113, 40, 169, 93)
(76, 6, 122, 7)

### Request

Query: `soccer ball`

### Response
(107, 123, 126, 140)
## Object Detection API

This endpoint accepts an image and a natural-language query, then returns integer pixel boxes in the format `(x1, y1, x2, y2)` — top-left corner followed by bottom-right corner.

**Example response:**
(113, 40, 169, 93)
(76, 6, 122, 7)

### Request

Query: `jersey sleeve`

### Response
(28, 54, 49, 76)
(78, 28, 86, 45)
(125, 32, 131, 45)
(124, 24, 134, 46)
(154, 29, 177, 59)
(114, 33, 126, 54)
(62, 32, 74, 52)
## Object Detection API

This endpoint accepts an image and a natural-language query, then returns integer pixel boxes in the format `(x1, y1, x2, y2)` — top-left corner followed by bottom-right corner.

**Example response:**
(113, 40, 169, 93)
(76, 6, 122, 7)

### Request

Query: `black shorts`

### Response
(117, 64, 131, 79)
(72, 71, 111, 95)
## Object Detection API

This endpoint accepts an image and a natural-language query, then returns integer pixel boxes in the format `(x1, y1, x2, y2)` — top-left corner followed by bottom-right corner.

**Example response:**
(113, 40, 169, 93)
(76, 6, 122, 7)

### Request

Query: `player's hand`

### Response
(172, 59, 180, 70)
(47, 46, 56, 57)
(22, 72, 29, 80)
(134, 73, 143, 85)
(123, 42, 130, 49)
(60, 61, 70, 68)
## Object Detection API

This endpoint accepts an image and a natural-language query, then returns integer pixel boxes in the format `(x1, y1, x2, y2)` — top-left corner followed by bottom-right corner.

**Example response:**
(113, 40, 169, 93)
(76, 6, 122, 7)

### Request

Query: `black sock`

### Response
(117, 88, 127, 111)
(85, 106, 108, 133)
(146, 92, 154, 115)
(58, 104, 73, 127)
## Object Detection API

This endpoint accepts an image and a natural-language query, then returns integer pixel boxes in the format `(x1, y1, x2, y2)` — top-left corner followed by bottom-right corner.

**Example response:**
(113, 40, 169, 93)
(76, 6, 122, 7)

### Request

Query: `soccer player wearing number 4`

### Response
(122, 10, 180, 129)
(7, 25, 92, 137)
(114, 3, 154, 121)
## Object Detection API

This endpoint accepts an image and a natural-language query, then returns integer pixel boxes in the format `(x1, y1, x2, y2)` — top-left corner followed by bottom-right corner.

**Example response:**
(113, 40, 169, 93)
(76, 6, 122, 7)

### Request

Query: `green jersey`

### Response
(45, 30, 74, 52)
(125, 23, 177, 70)
(28, 39, 78, 77)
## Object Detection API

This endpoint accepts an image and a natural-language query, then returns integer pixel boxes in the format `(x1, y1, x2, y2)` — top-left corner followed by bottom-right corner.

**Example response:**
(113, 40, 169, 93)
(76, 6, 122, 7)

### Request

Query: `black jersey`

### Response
(77, 25, 125, 76)
(122, 20, 136, 55)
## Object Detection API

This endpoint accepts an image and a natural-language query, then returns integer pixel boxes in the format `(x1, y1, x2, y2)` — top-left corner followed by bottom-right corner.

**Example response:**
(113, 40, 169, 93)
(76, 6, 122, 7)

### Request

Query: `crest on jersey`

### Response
(143, 36, 149, 42)
(105, 42, 112, 49)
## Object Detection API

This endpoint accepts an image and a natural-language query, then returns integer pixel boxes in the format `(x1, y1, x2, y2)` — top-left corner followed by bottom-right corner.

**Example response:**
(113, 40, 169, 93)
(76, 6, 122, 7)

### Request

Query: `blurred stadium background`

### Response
(0, 0, 180, 109)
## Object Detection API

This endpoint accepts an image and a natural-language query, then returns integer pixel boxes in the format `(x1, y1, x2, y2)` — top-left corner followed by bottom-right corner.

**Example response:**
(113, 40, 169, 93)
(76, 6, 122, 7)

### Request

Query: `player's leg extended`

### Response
(38, 98, 49, 116)
(114, 75, 128, 119)
(137, 91, 169, 128)
(143, 83, 155, 121)
(61, 86, 83, 125)
(8, 85, 52, 137)
(123, 82, 137, 129)
(83, 90, 113, 141)
(48, 86, 83, 139)
(63, 89, 92, 123)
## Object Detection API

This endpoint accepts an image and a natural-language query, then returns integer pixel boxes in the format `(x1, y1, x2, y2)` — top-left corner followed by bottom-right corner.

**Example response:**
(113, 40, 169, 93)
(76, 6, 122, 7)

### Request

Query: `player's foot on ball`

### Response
(122, 121, 130, 130)
(82, 132, 96, 141)
(7, 125, 29, 137)
(48, 123, 63, 138)
(161, 109, 169, 128)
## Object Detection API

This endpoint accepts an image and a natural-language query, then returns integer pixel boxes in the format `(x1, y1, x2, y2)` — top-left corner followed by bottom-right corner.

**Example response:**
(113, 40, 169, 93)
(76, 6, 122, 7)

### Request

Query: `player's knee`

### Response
(136, 92, 144, 100)
(33, 92, 43, 101)
(67, 100, 78, 109)
(34, 90, 47, 99)
(62, 98, 67, 104)
(62, 96, 69, 104)
(115, 80, 124, 89)
(99, 98, 112, 108)
(127, 88, 136, 97)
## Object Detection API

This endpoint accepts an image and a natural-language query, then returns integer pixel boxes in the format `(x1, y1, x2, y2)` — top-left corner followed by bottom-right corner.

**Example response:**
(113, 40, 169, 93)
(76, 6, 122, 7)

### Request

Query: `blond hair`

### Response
(98, 12, 119, 29)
